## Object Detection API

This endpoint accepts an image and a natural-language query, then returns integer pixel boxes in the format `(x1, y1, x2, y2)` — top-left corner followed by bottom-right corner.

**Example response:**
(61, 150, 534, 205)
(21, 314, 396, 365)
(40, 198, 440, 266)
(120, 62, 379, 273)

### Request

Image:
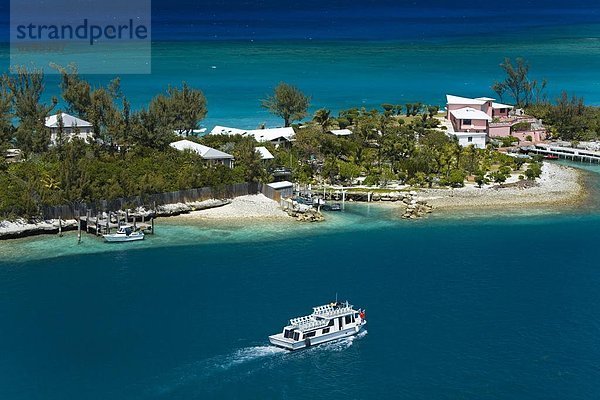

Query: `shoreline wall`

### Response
(40, 182, 266, 220)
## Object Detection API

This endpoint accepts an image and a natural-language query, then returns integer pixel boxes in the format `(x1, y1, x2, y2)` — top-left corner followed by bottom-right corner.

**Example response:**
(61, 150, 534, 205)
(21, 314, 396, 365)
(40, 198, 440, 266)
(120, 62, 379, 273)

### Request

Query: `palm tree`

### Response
(313, 108, 332, 132)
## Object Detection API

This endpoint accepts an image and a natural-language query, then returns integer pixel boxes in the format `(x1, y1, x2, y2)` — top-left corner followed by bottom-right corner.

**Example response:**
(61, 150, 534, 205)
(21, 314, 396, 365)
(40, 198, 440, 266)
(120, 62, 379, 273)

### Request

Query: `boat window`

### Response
(354, 313, 359, 319)
(305, 331, 316, 338)
(284, 329, 294, 339)
(293, 332, 300, 341)
(345, 315, 352, 324)
(328, 319, 334, 327)
(351, 314, 355, 323)
(322, 328, 330, 334)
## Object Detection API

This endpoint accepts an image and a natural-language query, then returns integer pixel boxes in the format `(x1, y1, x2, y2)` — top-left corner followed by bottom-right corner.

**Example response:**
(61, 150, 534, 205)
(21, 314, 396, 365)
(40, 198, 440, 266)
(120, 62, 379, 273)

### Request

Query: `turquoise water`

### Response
(1, 163, 600, 399)
(2, 22, 599, 128)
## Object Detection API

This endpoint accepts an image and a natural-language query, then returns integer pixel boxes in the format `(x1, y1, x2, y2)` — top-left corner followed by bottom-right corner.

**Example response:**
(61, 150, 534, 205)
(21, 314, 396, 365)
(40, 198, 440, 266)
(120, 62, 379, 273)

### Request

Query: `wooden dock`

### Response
(79, 211, 155, 237)
(525, 144, 600, 163)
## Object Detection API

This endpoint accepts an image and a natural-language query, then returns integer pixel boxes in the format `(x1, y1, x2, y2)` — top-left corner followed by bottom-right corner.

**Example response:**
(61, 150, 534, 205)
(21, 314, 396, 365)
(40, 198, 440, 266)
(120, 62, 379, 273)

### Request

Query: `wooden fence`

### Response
(41, 182, 270, 219)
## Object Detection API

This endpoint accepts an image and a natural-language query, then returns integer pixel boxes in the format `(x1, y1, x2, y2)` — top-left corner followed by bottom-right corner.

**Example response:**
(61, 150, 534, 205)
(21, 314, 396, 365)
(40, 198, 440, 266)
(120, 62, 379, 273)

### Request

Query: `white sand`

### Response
(175, 194, 290, 220)
(417, 163, 583, 210)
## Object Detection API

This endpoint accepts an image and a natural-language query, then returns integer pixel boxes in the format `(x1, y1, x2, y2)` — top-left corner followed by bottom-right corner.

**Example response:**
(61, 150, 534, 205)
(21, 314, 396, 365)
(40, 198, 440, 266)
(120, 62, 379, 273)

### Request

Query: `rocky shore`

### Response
(416, 163, 583, 211)
(0, 218, 80, 239)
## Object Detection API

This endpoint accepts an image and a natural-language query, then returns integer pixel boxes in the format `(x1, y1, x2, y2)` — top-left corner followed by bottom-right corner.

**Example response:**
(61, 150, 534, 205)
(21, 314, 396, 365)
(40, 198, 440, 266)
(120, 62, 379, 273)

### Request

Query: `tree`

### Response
(525, 162, 542, 180)
(313, 108, 333, 132)
(261, 82, 310, 127)
(129, 109, 176, 150)
(447, 169, 466, 188)
(149, 83, 207, 135)
(489, 170, 507, 183)
(0, 75, 13, 145)
(492, 57, 546, 107)
(53, 63, 92, 118)
(475, 173, 489, 188)
(5, 66, 57, 153)
(233, 138, 264, 182)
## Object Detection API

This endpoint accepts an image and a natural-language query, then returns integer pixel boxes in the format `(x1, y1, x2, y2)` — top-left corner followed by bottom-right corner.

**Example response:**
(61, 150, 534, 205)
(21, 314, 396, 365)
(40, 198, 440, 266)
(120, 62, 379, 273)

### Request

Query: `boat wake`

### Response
(149, 331, 367, 397)
(215, 345, 287, 370)
(149, 345, 287, 397)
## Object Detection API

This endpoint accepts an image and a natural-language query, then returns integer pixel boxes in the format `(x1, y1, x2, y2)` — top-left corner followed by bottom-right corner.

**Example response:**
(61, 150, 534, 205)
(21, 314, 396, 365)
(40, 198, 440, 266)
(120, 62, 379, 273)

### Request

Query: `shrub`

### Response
(444, 169, 467, 188)
(525, 162, 542, 180)
(511, 121, 531, 132)
(498, 136, 519, 147)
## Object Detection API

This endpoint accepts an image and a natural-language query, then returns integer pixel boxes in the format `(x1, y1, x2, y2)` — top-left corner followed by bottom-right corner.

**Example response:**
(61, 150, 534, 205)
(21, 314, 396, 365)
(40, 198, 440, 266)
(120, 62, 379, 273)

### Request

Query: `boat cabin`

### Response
(269, 301, 366, 350)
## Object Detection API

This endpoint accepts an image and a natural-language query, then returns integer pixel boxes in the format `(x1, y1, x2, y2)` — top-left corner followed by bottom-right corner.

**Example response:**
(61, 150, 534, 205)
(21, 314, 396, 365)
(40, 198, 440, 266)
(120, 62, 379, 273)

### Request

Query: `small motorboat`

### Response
(103, 225, 144, 242)
(269, 301, 366, 351)
(544, 154, 559, 160)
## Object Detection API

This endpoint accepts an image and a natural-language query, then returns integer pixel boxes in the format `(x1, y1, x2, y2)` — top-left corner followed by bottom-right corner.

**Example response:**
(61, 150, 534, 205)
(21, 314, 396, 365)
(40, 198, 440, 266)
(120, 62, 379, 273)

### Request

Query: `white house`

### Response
(328, 129, 353, 136)
(173, 128, 207, 138)
(255, 146, 274, 160)
(45, 113, 94, 145)
(169, 139, 235, 168)
(209, 125, 295, 146)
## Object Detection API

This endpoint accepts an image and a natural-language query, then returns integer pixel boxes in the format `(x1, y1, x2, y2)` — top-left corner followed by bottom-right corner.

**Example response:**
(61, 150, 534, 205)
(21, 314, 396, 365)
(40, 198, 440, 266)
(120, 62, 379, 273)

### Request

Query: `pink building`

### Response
(445, 95, 546, 146)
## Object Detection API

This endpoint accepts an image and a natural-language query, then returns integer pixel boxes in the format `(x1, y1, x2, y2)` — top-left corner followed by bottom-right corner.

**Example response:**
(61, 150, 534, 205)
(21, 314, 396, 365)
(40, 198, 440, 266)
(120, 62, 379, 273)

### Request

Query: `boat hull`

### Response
(269, 321, 366, 351)
(103, 234, 144, 242)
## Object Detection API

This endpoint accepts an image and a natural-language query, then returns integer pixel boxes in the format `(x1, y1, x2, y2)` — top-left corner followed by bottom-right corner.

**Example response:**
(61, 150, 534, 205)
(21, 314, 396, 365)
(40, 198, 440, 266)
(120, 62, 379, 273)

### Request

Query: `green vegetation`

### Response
(490, 57, 600, 140)
(492, 57, 547, 107)
(261, 82, 310, 127)
(526, 92, 600, 140)
(0, 65, 549, 220)
(274, 105, 527, 190)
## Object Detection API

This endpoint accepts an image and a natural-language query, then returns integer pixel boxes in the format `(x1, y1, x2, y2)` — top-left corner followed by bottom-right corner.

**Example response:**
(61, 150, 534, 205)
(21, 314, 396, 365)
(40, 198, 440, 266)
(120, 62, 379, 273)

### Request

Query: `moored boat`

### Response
(103, 225, 144, 242)
(269, 301, 366, 350)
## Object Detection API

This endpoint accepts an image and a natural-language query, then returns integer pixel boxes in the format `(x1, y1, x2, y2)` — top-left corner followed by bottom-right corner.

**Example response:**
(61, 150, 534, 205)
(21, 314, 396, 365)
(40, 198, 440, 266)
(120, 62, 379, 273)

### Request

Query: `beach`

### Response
(416, 162, 584, 210)
(171, 194, 291, 220)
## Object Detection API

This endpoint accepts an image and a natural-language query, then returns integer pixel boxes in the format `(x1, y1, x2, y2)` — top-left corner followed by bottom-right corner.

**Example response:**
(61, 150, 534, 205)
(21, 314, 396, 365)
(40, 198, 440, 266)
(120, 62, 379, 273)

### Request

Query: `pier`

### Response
(525, 144, 600, 164)
(79, 210, 155, 238)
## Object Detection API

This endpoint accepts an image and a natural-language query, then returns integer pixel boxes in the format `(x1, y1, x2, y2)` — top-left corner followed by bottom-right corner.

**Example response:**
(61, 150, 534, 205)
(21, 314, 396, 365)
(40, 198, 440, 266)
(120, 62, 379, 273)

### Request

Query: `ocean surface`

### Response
(1, 161, 600, 399)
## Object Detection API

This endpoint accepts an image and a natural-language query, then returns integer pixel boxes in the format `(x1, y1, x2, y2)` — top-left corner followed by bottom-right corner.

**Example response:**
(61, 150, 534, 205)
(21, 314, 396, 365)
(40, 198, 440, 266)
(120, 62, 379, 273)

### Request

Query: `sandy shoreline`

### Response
(0, 163, 587, 240)
(171, 194, 291, 220)
(416, 163, 584, 211)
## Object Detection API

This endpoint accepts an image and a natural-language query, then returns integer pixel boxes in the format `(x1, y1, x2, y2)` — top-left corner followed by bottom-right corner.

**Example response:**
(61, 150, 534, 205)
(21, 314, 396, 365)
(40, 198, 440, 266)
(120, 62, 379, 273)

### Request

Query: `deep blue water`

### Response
(1, 165, 600, 399)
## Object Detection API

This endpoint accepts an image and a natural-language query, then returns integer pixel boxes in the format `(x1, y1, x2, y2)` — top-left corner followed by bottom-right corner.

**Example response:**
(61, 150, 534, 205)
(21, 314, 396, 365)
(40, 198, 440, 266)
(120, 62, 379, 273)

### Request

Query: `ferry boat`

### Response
(269, 301, 366, 350)
(103, 225, 144, 242)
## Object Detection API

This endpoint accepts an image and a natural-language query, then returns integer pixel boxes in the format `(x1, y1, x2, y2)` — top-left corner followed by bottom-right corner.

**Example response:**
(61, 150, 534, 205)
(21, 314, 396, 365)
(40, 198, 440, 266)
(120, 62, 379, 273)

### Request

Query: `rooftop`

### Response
(255, 146, 274, 160)
(446, 94, 487, 106)
(246, 127, 295, 142)
(210, 125, 295, 142)
(329, 129, 353, 136)
(45, 113, 92, 128)
(169, 139, 234, 160)
(491, 101, 514, 109)
(450, 107, 492, 121)
(267, 180, 293, 190)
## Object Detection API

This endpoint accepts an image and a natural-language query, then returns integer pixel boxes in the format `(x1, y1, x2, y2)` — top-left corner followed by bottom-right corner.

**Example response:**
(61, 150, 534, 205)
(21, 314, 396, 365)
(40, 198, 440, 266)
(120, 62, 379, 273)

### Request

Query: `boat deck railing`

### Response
(313, 304, 354, 318)
(290, 315, 329, 331)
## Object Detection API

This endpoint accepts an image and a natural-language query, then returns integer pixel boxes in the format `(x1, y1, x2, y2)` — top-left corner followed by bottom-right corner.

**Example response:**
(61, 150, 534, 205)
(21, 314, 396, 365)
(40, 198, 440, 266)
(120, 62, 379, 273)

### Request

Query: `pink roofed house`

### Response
(444, 95, 546, 147)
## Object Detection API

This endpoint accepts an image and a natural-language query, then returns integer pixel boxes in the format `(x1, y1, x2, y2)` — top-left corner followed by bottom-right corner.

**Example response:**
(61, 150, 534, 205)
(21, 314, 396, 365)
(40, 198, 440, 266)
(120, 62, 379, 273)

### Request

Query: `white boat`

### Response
(103, 225, 144, 242)
(269, 301, 366, 350)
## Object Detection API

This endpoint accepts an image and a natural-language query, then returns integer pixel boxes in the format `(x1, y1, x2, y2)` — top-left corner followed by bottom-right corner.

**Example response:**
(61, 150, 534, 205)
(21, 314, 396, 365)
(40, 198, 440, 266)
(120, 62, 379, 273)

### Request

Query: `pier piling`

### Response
(77, 216, 81, 244)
